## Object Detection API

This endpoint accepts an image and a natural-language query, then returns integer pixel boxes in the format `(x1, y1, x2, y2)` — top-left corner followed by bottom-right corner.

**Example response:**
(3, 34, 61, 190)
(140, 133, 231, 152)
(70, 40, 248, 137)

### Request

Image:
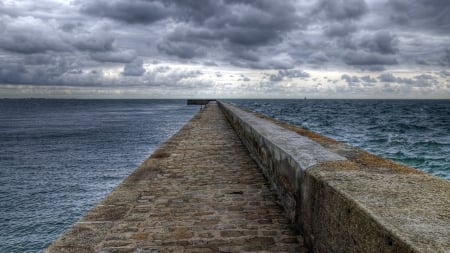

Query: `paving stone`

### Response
(45, 102, 307, 253)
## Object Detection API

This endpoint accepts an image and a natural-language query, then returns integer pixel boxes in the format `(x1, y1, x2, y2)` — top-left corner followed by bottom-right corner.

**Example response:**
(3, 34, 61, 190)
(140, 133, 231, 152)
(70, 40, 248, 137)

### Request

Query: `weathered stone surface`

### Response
(218, 100, 450, 253)
(45, 102, 306, 253)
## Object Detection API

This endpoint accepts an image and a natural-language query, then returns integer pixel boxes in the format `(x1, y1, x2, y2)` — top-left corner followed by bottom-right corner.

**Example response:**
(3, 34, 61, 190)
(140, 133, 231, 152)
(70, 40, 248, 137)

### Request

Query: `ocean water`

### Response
(230, 99, 450, 180)
(0, 99, 198, 253)
(1, 99, 449, 252)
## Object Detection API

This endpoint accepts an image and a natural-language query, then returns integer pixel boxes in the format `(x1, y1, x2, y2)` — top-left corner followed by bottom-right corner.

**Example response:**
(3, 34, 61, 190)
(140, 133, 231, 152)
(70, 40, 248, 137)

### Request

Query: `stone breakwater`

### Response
(45, 102, 307, 253)
(46, 100, 450, 253)
(219, 101, 450, 253)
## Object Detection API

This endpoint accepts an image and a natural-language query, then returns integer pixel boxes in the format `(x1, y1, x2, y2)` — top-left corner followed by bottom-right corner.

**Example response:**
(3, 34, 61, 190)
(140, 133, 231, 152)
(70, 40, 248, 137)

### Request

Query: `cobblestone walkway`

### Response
(46, 102, 307, 253)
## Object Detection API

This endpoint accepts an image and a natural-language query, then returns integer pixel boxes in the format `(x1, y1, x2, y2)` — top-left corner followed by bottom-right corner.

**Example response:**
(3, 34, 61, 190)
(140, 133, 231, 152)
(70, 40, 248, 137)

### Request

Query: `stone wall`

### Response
(218, 100, 450, 253)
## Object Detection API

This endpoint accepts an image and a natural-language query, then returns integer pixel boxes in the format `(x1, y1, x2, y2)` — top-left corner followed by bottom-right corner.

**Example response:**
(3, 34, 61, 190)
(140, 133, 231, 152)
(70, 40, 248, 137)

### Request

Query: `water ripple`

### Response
(231, 99, 450, 181)
(0, 99, 198, 253)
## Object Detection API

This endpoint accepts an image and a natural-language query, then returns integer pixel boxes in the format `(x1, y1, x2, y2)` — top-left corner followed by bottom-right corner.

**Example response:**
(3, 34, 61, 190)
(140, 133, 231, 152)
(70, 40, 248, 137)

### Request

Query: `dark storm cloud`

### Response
(386, 0, 450, 32)
(149, 0, 299, 67)
(71, 34, 115, 52)
(0, 0, 448, 96)
(23, 54, 57, 65)
(81, 0, 170, 24)
(324, 22, 357, 37)
(0, 16, 70, 54)
(313, 0, 368, 21)
(157, 41, 207, 59)
(123, 58, 146, 76)
(359, 31, 398, 55)
(308, 52, 328, 64)
(441, 48, 450, 66)
(0, 61, 28, 84)
(0, 14, 121, 57)
(343, 51, 398, 66)
(0, 55, 77, 86)
(90, 50, 137, 63)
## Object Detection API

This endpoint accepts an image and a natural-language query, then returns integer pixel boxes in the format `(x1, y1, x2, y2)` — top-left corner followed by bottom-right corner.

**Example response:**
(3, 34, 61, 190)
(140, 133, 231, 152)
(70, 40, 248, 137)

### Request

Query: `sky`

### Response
(0, 0, 449, 99)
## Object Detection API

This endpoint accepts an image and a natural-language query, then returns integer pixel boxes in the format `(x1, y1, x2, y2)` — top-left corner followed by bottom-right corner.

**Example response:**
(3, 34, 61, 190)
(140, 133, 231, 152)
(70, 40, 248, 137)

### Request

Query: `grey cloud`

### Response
(90, 49, 136, 63)
(343, 51, 398, 66)
(0, 0, 448, 96)
(0, 15, 119, 58)
(81, 0, 299, 35)
(0, 56, 79, 86)
(0, 61, 28, 84)
(378, 73, 407, 83)
(67, 69, 83, 75)
(324, 22, 357, 37)
(0, 16, 69, 54)
(123, 59, 146, 76)
(386, 0, 450, 32)
(314, 0, 368, 21)
(416, 59, 429, 65)
(24, 54, 56, 65)
(440, 70, 450, 77)
(359, 31, 398, 55)
(269, 74, 283, 82)
(308, 51, 328, 64)
(155, 66, 171, 73)
(230, 51, 297, 70)
(71, 34, 114, 52)
(378, 72, 438, 87)
(203, 61, 218, 66)
(223, 27, 281, 46)
(154, 0, 299, 63)
(269, 69, 310, 82)
(140, 68, 205, 88)
(170, 70, 203, 80)
(59, 22, 83, 33)
(280, 69, 310, 78)
(413, 74, 438, 87)
(361, 75, 377, 83)
(440, 48, 450, 66)
(81, 0, 170, 24)
(229, 48, 260, 62)
(157, 41, 207, 59)
(341, 74, 360, 84)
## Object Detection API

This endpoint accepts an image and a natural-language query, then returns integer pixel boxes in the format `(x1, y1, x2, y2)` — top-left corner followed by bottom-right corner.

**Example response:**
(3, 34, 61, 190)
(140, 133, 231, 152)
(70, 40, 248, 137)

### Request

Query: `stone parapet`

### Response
(218, 100, 450, 253)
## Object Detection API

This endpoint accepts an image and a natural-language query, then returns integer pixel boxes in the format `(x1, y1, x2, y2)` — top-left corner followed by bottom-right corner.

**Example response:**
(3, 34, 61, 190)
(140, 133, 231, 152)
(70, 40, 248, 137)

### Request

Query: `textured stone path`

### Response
(46, 102, 307, 253)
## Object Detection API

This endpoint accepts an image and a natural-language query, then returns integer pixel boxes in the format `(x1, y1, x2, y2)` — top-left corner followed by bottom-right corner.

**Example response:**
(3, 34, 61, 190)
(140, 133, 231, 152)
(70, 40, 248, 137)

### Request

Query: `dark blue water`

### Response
(1, 99, 449, 252)
(230, 99, 450, 181)
(0, 99, 198, 253)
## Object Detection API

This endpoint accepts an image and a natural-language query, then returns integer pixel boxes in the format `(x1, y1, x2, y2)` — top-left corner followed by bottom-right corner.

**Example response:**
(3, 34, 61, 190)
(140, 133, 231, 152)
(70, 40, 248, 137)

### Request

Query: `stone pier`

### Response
(45, 100, 450, 253)
(45, 102, 307, 252)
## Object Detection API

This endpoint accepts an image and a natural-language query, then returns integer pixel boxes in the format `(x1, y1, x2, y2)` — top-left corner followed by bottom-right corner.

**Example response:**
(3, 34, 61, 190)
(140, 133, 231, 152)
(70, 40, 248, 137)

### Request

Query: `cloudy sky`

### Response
(0, 0, 449, 98)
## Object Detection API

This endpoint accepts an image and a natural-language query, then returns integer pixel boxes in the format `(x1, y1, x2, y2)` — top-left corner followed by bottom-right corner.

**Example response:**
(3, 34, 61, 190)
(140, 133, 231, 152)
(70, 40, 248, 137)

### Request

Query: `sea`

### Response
(0, 99, 449, 252)
(0, 99, 199, 253)
(230, 99, 450, 180)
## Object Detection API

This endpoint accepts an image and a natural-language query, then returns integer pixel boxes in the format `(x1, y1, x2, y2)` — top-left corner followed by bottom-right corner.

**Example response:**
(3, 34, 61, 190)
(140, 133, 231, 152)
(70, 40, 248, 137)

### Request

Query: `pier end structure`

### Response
(186, 99, 216, 105)
(218, 100, 450, 253)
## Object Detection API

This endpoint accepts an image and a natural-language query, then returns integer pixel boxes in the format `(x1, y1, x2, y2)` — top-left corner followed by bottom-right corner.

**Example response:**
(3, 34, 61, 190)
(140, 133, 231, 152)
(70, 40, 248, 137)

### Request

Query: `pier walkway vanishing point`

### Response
(46, 102, 308, 253)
